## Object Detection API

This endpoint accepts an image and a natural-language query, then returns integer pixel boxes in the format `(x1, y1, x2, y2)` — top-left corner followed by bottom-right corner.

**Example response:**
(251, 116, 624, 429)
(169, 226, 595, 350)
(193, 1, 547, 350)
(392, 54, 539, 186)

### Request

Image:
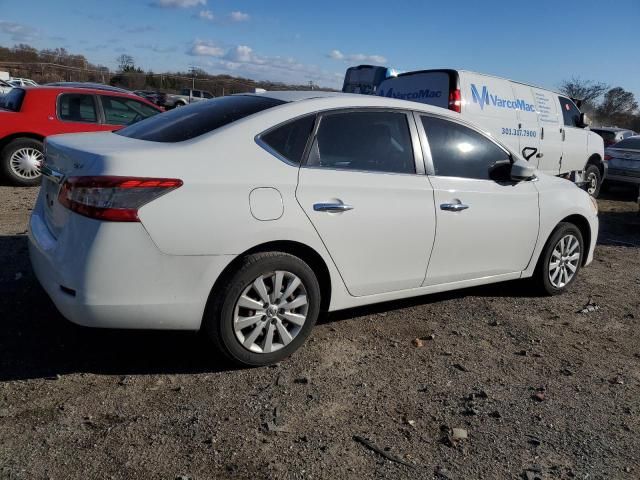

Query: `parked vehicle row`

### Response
(591, 127, 637, 147)
(0, 86, 162, 186)
(29, 92, 599, 366)
(343, 67, 607, 197)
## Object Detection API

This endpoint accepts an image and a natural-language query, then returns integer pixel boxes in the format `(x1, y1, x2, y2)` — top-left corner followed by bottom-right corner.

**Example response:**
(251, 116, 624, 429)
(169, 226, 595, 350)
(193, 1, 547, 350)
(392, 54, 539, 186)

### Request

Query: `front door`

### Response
(296, 109, 436, 297)
(558, 96, 588, 174)
(418, 114, 539, 285)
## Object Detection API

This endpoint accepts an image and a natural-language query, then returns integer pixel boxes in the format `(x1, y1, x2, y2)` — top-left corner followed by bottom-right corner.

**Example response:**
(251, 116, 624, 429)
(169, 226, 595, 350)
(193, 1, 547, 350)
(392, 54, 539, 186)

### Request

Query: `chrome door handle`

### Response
(440, 203, 469, 212)
(313, 202, 354, 213)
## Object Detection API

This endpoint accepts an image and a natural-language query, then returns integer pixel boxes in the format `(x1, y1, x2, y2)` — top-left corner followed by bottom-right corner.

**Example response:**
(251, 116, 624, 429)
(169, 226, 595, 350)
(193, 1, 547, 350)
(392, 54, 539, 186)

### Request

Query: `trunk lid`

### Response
(41, 131, 171, 238)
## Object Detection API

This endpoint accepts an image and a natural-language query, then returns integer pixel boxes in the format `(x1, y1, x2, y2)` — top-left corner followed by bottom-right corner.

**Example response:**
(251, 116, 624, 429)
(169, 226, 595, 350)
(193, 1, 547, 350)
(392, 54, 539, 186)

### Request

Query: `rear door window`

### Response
(260, 115, 316, 164)
(58, 93, 98, 123)
(558, 96, 582, 127)
(117, 95, 285, 143)
(422, 115, 510, 180)
(307, 110, 416, 174)
(100, 96, 159, 126)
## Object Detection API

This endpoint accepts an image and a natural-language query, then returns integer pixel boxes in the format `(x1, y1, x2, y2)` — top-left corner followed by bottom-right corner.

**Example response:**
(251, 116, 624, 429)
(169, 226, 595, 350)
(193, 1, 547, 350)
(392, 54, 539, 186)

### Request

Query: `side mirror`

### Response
(511, 159, 537, 182)
(578, 112, 591, 128)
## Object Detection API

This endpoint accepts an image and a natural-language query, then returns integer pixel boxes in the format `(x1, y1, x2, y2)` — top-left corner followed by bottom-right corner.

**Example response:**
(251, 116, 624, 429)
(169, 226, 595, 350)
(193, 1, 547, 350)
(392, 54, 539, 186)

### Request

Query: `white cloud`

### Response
(327, 49, 387, 65)
(152, 0, 205, 8)
(188, 40, 341, 87)
(189, 40, 225, 57)
(229, 11, 250, 22)
(0, 21, 38, 42)
(198, 9, 214, 21)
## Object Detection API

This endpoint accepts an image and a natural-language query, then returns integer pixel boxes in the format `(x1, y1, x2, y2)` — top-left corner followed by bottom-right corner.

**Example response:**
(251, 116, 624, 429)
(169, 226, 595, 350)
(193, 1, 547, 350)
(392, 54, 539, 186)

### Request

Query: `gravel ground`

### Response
(0, 184, 639, 480)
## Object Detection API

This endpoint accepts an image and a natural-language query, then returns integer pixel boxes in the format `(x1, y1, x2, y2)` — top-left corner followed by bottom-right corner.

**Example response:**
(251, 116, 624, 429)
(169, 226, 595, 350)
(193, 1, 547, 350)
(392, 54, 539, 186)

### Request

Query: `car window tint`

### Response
(309, 111, 415, 174)
(58, 94, 97, 123)
(203, 92, 213, 99)
(117, 95, 285, 143)
(422, 116, 510, 180)
(558, 97, 581, 127)
(261, 115, 316, 164)
(100, 96, 159, 126)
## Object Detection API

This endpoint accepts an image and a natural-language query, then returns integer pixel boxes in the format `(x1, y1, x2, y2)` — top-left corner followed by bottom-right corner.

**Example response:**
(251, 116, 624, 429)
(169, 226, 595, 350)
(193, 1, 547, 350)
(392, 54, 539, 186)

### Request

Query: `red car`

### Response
(0, 86, 162, 186)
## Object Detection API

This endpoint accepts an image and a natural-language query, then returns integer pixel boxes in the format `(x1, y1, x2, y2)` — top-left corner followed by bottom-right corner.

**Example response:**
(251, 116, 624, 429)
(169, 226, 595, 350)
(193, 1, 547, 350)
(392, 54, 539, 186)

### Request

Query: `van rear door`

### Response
(377, 70, 454, 109)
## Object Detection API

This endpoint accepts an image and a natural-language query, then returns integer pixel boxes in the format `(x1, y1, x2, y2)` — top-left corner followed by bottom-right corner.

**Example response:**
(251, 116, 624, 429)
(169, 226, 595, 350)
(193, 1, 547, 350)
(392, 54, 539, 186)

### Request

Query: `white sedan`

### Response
(29, 91, 598, 366)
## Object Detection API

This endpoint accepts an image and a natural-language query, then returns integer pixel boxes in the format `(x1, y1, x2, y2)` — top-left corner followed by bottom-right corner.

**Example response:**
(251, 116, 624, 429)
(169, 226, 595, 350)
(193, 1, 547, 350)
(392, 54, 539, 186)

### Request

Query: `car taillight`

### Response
(604, 154, 612, 161)
(448, 88, 462, 113)
(58, 176, 183, 222)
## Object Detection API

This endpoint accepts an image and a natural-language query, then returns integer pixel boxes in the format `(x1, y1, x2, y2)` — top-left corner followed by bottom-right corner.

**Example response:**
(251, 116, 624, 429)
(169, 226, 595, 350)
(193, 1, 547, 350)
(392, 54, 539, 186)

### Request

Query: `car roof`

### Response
(240, 90, 462, 120)
(247, 90, 356, 103)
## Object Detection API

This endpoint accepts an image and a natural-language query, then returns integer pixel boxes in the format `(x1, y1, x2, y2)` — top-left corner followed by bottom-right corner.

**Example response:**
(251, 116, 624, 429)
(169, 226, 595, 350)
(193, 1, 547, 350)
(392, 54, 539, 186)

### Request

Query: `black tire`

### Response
(584, 164, 602, 198)
(1, 138, 43, 187)
(203, 252, 321, 367)
(534, 222, 584, 296)
(174, 101, 186, 108)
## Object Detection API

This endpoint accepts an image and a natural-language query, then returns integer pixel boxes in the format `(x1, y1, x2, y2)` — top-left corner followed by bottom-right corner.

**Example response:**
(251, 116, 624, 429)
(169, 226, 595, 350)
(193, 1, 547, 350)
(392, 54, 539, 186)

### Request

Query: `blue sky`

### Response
(0, 0, 639, 96)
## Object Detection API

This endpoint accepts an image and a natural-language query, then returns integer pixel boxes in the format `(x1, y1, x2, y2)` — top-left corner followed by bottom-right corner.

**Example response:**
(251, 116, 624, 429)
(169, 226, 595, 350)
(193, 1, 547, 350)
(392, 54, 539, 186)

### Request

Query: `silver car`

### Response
(605, 136, 640, 185)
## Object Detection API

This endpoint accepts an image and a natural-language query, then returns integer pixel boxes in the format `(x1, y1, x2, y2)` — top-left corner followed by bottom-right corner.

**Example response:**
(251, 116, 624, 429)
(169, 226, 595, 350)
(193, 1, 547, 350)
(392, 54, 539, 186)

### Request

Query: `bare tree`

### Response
(597, 87, 639, 127)
(559, 77, 608, 111)
(116, 54, 135, 72)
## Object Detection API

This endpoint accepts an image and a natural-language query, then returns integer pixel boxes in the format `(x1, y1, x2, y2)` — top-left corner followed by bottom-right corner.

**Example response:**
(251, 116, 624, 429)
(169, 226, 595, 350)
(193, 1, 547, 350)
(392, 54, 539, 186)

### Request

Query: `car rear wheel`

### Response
(534, 222, 584, 295)
(585, 164, 602, 198)
(204, 252, 321, 367)
(1, 138, 44, 186)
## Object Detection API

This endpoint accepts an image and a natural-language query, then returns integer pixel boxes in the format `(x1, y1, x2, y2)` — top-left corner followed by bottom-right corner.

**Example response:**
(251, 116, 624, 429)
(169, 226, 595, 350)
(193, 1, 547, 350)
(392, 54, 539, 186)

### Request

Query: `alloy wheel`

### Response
(233, 270, 308, 354)
(548, 234, 581, 288)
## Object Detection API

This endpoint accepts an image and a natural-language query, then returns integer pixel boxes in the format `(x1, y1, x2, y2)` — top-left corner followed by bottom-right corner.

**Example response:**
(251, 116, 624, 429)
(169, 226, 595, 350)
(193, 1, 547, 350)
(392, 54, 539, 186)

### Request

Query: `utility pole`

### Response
(308, 80, 314, 91)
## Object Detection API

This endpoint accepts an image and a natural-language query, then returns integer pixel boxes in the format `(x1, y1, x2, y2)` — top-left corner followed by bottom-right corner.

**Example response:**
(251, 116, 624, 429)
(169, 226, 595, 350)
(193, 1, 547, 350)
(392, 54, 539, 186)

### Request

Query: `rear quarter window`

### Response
(116, 95, 285, 143)
(259, 115, 316, 164)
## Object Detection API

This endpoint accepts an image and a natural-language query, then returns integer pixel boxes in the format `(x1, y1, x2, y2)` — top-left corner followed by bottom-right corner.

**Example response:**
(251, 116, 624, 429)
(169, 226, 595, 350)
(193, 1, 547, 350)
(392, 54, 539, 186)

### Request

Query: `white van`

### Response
(376, 69, 606, 196)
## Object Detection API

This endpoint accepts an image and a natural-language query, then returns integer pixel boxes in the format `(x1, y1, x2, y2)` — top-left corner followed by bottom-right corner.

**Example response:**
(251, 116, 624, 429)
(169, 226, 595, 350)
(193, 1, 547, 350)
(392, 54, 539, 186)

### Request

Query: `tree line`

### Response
(0, 44, 324, 96)
(559, 77, 639, 131)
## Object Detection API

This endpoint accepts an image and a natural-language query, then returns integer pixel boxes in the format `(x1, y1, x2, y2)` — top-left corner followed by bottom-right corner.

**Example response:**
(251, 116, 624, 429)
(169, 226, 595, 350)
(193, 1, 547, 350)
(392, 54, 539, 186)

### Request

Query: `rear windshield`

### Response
(592, 129, 616, 143)
(116, 95, 285, 143)
(611, 137, 640, 149)
(0, 88, 25, 112)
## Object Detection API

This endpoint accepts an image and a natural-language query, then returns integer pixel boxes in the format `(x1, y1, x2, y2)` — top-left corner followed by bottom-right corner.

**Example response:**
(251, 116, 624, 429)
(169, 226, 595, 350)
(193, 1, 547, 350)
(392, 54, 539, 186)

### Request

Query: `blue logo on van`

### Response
(378, 87, 442, 100)
(471, 84, 536, 112)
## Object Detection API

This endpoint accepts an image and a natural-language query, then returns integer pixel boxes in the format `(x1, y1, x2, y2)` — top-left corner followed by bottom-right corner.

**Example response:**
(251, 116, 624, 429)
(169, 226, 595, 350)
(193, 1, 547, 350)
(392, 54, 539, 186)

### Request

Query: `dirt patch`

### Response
(0, 185, 639, 479)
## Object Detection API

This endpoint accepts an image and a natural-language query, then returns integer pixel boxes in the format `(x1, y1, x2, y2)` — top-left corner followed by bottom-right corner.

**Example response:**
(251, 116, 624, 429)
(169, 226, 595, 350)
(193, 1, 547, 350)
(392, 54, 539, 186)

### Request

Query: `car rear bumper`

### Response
(28, 197, 234, 330)
(606, 172, 640, 185)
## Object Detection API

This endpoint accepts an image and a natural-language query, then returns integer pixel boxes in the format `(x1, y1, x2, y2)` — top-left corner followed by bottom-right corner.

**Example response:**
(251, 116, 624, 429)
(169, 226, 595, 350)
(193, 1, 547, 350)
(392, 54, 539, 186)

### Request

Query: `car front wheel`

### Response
(535, 222, 584, 295)
(204, 252, 321, 367)
(585, 164, 602, 198)
(1, 138, 44, 186)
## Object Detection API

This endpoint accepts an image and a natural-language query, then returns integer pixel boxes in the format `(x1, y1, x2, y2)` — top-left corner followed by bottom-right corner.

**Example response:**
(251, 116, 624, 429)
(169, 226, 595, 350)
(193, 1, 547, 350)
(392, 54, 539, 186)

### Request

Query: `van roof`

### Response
(393, 68, 565, 97)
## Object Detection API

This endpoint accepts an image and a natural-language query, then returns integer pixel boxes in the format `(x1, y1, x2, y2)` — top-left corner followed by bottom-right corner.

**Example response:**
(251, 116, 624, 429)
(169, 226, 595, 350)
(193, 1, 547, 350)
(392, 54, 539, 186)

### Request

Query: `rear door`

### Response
(296, 109, 436, 297)
(377, 70, 453, 109)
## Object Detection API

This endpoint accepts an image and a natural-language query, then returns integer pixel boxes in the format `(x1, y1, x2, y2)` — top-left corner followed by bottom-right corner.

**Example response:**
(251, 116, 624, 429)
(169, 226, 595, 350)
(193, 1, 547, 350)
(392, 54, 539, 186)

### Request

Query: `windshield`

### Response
(0, 88, 25, 112)
(116, 95, 285, 142)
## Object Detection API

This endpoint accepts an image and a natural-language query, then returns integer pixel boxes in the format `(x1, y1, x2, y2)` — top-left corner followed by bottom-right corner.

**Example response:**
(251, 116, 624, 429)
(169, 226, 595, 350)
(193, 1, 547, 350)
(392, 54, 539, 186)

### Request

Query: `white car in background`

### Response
(0, 79, 13, 95)
(8, 77, 38, 87)
(29, 92, 598, 366)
